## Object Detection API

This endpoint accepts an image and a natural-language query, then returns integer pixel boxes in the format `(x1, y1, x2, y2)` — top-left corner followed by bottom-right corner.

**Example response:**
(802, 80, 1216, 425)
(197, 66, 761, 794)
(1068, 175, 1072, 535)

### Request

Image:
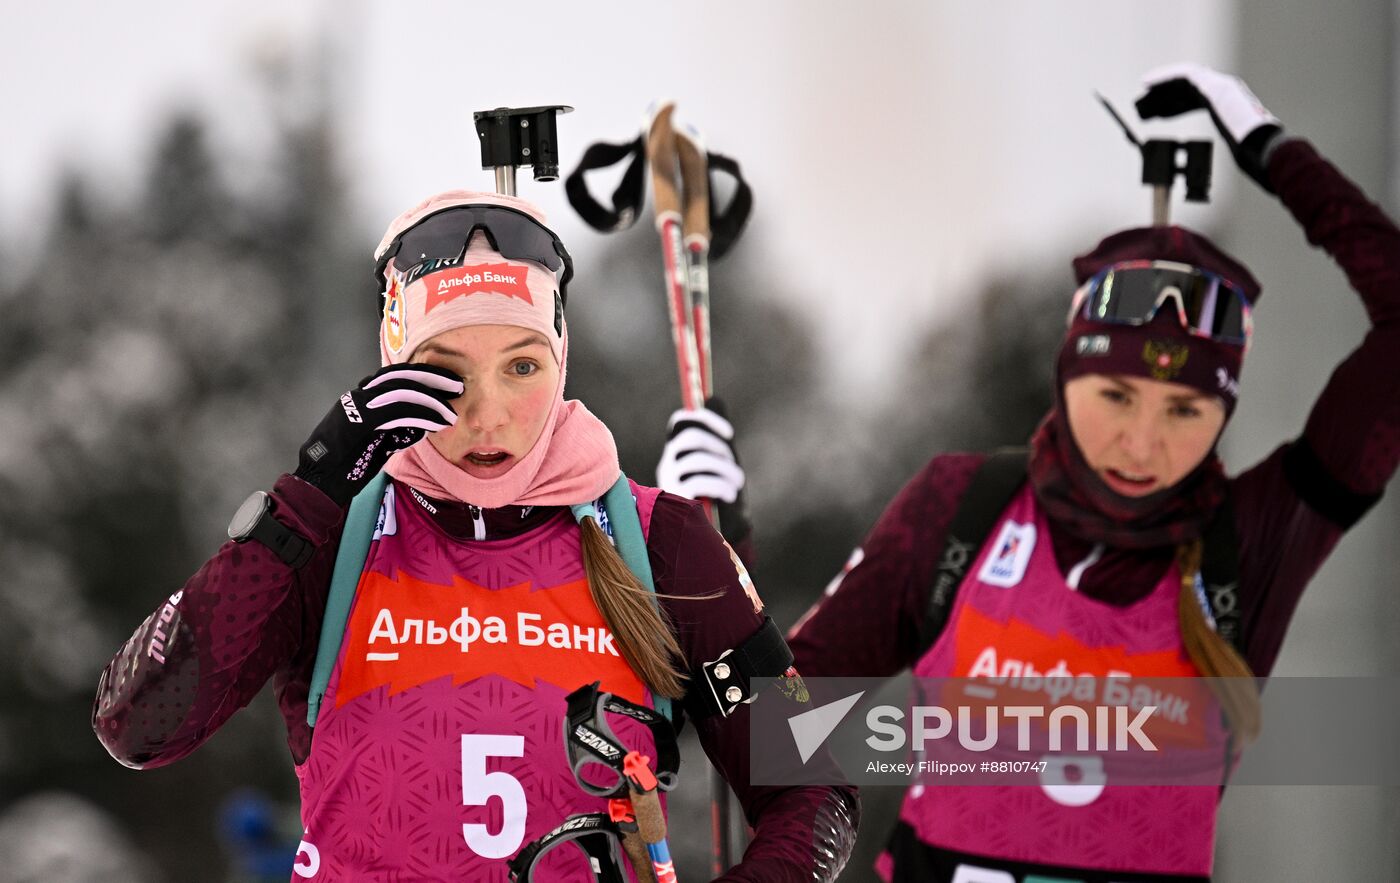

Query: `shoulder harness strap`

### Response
(1199, 492, 1245, 656)
(918, 448, 1030, 657)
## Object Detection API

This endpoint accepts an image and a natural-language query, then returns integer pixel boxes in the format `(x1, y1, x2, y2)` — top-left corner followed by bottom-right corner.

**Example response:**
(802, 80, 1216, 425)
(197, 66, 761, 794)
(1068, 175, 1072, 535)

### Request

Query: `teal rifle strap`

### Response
(306, 471, 389, 727)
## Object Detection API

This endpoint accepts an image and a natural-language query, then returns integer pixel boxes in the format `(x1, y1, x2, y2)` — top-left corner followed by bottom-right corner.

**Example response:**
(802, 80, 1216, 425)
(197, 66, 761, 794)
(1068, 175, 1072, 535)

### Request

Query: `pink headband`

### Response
(376, 190, 564, 367)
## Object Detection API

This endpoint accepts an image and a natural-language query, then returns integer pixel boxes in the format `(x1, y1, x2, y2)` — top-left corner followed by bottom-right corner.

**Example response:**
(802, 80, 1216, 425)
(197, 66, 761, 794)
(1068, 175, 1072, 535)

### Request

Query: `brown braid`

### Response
(1176, 539, 1261, 745)
(577, 517, 687, 699)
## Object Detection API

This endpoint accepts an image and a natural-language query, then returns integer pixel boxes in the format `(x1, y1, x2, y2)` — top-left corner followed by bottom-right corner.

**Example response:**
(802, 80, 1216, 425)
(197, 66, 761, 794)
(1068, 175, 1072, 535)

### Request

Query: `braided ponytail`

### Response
(1176, 540, 1261, 745)
(577, 516, 687, 699)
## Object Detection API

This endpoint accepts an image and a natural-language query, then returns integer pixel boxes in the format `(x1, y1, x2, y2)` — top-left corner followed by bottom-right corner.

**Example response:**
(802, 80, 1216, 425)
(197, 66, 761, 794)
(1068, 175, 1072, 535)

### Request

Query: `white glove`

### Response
(656, 406, 746, 504)
(1137, 63, 1285, 190)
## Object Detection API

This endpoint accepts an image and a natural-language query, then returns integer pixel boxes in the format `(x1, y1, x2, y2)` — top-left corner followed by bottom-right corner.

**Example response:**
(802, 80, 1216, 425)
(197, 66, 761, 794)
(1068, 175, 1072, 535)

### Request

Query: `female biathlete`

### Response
(660, 65, 1400, 881)
(93, 190, 857, 881)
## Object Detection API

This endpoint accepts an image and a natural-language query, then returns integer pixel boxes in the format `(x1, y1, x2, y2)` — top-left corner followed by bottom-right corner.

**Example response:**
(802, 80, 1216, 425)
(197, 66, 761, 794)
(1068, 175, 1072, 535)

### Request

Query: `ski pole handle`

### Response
(675, 125, 714, 399)
(647, 103, 705, 412)
(625, 752, 679, 883)
(609, 799, 660, 883)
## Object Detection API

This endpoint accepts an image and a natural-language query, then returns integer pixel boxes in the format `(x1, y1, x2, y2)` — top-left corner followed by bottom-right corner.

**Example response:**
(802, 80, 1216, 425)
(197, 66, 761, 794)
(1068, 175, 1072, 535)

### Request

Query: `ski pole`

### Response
(647, 107, 732, 875)
(608, 798, 661, 883)
(562, 683, 683, 881)
(675, 123, 747, 873)
(567, 113, 755, 875)
(624, 751, 679, 883)
(674, 123, 713, 399)
(646, 103, 707, 416)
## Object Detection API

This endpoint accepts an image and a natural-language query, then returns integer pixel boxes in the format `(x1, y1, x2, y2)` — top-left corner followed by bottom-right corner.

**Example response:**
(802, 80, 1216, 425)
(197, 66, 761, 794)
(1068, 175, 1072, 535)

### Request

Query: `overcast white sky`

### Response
(1, 0, 1235, 400)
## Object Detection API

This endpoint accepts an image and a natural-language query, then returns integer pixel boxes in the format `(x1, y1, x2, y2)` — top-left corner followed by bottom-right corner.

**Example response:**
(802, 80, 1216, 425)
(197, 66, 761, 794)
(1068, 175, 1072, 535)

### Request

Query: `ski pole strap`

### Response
(307, 471, 390, 727)
(565, 136, 647, 233)
(702, 152, 752, 259)
(564, 681, 680, 799)
(687, 615, 794, 721)
(564, 137, 752, 258)
(507, 813, 628, 883)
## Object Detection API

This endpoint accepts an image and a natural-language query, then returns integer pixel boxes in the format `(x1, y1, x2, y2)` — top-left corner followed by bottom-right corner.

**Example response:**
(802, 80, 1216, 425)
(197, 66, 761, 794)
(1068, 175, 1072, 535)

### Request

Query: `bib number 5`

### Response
(461, 734, 527, 858)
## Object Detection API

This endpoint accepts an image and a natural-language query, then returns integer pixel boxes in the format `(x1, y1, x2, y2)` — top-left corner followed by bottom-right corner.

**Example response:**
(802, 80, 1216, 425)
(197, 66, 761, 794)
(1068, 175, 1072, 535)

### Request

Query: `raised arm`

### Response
(1271, 137, 1400, 504)
(1138, 64, 1400, 513)
(1139, 66, 1400, 676)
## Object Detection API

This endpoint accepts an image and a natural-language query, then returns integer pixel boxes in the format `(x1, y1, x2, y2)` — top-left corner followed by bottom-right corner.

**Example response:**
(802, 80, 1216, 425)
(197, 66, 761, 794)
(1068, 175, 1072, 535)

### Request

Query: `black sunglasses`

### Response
(374, 204, 574, 308)
(1071, 260, 1252, 346)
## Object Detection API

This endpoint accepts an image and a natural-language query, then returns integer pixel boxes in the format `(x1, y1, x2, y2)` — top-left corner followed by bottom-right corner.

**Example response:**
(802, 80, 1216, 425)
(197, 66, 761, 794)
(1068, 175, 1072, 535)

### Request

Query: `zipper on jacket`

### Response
(468, 505, 486, 541)
(1066, 543, 1105, 591)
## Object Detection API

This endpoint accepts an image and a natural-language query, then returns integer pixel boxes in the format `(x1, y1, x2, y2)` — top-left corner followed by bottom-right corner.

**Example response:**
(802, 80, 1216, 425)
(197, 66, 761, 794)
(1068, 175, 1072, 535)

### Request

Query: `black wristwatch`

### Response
(228, 491, 314, 568)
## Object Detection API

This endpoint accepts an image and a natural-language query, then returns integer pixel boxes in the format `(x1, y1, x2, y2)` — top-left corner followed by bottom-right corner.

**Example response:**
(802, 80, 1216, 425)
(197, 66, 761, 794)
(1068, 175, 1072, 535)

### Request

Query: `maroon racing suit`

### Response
(788, 138, 1399, 881)
(94, 476, 857, 882)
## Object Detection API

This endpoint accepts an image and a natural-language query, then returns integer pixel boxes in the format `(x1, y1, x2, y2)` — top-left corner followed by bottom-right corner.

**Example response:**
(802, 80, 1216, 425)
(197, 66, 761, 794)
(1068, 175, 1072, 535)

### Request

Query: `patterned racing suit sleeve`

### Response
(92, 474, 344, 768)
(650, 494, 860, 883)
(1274, 137, 1400, 500)
(1227, 136, 1400, 675)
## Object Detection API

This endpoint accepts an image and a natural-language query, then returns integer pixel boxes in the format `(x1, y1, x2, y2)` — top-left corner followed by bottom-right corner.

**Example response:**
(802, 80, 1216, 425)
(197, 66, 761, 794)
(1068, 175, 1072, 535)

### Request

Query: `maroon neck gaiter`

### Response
(1027, 407, 1227, 550)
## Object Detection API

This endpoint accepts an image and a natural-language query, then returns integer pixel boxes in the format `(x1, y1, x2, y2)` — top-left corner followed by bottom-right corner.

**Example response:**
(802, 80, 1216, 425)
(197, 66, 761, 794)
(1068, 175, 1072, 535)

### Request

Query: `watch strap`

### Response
(239, 494, 315, 569)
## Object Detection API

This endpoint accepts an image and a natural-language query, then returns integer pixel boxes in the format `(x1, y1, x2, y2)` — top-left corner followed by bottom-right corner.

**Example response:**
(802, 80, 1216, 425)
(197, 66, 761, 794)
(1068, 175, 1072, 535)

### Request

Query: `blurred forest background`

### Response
(3, 1, 1399, 880)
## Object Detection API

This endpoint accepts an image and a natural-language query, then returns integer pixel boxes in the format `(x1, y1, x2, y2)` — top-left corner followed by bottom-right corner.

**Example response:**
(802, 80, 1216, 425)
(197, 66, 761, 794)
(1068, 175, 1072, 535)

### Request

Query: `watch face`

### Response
(228, 491, 269, 540)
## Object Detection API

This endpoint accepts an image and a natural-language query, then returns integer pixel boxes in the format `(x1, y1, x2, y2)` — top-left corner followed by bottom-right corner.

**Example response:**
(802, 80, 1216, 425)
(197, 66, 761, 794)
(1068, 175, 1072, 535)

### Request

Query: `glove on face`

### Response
(294, 363, 463, 506)
(1136, 63, 1284, 192)
(656, 397, 753, 549)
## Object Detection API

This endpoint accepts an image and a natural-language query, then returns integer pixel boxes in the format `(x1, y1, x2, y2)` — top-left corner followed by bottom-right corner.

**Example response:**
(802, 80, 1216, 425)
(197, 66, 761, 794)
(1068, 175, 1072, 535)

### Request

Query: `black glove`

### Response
(294, 363, 463, 506)
(1135, 63, 1285, 192)
(656, 396, 753, 550)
